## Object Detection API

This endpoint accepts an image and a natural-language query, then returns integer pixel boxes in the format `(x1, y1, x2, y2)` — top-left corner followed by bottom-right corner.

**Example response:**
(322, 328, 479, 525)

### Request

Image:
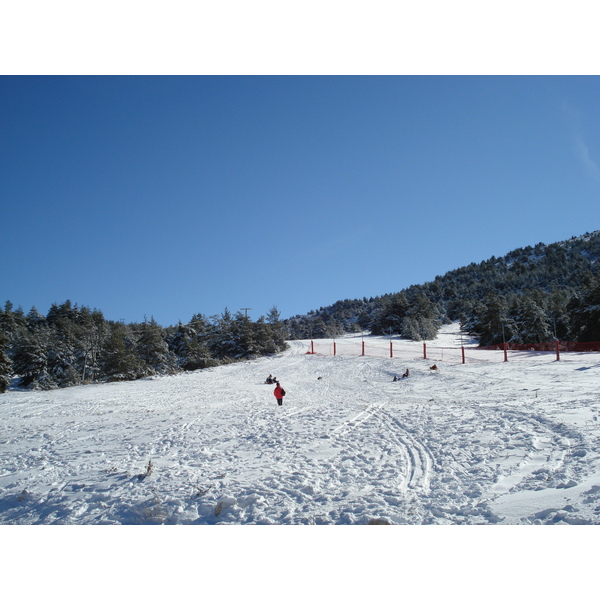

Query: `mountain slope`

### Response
(283, 231, 600, 345)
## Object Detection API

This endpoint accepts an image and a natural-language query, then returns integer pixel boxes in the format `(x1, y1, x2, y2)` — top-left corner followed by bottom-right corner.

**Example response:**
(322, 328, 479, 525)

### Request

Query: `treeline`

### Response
(283, 231, 600, 345)
(0, 302, 287, 392)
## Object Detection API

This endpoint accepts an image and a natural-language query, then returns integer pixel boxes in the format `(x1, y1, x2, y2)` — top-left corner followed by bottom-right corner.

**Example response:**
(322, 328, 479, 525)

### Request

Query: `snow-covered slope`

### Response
(1, 324, 599, 525)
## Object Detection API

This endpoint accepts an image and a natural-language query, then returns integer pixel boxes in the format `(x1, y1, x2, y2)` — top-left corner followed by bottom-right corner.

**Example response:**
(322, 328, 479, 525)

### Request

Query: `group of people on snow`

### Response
(265, 374, 286, 406)
(267, 361, 440, 405)
(267, 363, 439, 404)
(392, 365, 437, 381)
(392, 369, 410, 381)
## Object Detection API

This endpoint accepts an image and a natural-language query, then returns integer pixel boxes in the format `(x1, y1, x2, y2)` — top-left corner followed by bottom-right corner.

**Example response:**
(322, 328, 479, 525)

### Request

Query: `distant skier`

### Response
(402, 369, 409, 378)
(265, 374, 273, 384)
(274, 382, 286, 406)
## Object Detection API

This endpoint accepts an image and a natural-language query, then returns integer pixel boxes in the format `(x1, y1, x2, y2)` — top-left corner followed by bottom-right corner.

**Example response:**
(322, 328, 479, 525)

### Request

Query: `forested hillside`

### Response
(0, 304, 286, 392)
(283, 231, 600, 346)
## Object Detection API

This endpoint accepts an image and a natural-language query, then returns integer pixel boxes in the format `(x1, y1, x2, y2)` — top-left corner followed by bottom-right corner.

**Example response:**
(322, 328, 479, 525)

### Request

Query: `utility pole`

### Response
(240, 308, 252, 319)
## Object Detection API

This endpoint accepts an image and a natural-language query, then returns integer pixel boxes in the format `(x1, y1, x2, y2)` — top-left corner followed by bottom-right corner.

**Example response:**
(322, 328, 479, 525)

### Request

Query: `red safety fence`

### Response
(304, 338, 600, 363)
(478, 340, 600, 361)
(558, 341, 600, 352)
(478, 341, 600, 352)
(306, 340, 471, 363)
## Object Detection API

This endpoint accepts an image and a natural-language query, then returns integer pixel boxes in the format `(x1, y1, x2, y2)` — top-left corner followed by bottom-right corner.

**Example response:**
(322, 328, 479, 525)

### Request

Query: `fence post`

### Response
(556, 340, 560, 361)
(503, 342, 508, 362)
(362, 340, 365, 357)
(461, 346, 465, 364)
(311, 340, 314, 354)
(390, 341, 393, 358)
(423, 343, 427, 360)
(333, 342, 337, 356)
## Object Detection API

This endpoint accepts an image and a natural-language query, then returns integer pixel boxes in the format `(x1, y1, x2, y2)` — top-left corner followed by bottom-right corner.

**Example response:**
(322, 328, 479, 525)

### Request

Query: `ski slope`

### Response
(1, 324, 600, 525)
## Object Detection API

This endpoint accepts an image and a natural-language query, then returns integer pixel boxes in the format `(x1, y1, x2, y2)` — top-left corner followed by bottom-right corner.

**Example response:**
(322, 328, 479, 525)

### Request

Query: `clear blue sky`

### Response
(1, 76, 599, 326)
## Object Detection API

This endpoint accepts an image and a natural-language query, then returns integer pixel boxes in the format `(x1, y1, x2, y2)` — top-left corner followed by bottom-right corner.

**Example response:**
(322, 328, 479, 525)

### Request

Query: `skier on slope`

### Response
(273, 382, 286, 406)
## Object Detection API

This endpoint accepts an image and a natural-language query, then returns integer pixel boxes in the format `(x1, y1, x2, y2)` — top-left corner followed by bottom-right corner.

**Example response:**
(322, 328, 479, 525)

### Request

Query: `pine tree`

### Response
(168, 317, 218, 370)
(0, 300, 26, 343)
(209, 309, 237, 359)
(266, 306, 286, 350)
(12, 329, 55, 389)
(511, 296, 553, 343)
(567, 274, 600, 342)
(228, 311, 255, 358)
(0, 330, 12, 393)
(45, 305, 82, 387)
(79, 326, 105, 384)
(401, 316, 421, 340)
(26, 306, 46, 331)
(402, 294, 440, 341)
(136, 317, 174, 374)
(99, 322, 146, 381)
(182, 337, 217, 370)
(48, 328, 80, 387)
(370, 294, 409, 335)
(166, 322, 191, 362)
(546, 288, 571, 340)
(470, 294, 511, 346)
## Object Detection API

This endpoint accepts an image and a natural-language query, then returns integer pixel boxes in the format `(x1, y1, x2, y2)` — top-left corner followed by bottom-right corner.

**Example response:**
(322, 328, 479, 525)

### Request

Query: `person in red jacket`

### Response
(273, 382, 286, 406)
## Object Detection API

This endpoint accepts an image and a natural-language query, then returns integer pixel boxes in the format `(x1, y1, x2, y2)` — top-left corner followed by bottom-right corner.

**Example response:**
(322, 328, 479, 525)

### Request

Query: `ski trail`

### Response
(328, 403, 382, 437)
(374, 408, 434, 495)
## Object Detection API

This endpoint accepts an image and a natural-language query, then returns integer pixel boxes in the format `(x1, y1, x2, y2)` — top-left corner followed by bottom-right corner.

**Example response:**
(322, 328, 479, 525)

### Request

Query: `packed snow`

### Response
(1, 324, 600, 525)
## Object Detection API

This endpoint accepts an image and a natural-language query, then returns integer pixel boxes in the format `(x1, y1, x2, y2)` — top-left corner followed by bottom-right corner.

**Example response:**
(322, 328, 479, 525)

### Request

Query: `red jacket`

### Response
(274, 385, 285, 400)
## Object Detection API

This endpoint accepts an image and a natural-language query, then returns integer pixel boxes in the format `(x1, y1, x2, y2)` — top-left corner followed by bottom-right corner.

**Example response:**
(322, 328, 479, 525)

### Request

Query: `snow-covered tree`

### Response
(12, 329, 55, 390)
(209, 309, 237, 359)
(26, 306, 46, 331)
(511, 296, 553, 343)
(0, 331, 12, 392)
(568, 274, 600, 342)
(99, 322, 146, 381)
(136, 317, 175, 374)
(369, 293, 409, 335)
(266, 306, 286, 350)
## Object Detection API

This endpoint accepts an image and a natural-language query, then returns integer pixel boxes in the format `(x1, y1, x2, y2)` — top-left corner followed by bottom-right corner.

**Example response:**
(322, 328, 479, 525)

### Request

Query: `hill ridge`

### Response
(283, 230, 600, 346)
